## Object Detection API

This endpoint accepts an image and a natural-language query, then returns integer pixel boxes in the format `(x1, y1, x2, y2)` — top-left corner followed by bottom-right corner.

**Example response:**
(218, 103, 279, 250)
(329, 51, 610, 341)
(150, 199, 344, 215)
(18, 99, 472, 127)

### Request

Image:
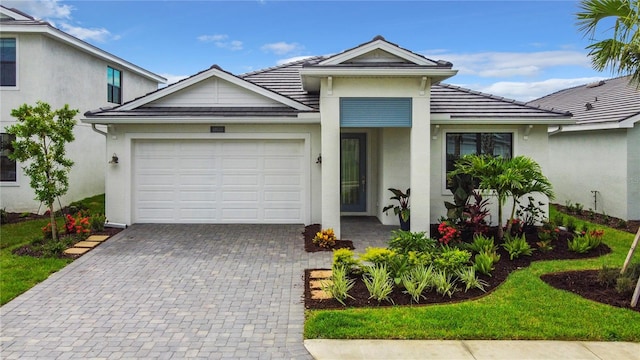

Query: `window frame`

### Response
(0, 37, 18, 89)
(107, 66, 122, 104)
(0, 132, 18, 184)
(441, 129, 517, 194)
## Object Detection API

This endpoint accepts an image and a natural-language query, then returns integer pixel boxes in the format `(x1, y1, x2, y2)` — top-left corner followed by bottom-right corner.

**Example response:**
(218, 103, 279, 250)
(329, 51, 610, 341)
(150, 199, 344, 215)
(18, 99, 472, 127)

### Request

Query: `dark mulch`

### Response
(541, 270, 639, 313)
(11, 227, 124, 259)
(553, 204, 639, 234)
(303, 224, 354, 252)
(304, 228, 613, 310)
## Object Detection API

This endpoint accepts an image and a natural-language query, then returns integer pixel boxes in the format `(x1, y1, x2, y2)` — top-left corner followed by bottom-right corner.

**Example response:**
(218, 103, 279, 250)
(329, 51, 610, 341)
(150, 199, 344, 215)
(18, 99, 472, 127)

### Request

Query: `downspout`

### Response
(91, 123, 107, 136)
(90, 123, 127, 229)
(549, 125, 563, 136)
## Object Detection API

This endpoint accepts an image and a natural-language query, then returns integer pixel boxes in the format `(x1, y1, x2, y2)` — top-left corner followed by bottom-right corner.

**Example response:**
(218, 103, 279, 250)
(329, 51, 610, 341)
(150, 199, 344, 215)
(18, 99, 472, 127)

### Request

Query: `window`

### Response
(107, 66, 122, 104)
(1, 133, 16, 182)
(1, 38, 17, 87)
(445, 133, 513, 173)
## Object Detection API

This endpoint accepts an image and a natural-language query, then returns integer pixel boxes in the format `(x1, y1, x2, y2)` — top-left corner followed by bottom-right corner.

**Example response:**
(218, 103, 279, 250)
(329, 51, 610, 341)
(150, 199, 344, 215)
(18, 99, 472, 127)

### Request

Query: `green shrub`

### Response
(388, 230, 436, 254)
(363, 264, 395, 303)
(597, 265, 620, 287)
(568, 229, 604, 254)
(433, 247, 471, 272)
(406, 251, 433, 267)
(332, 248, 360, 274)
(502, 234, 534, 260)
(321, 266, 354, 306)
(402, 265, 434, 303)
(90, 213, 106, 232)
(615, 277, 635, 296)
(467, 234, 497, 254)
(565, 217, 577, 233)
(432, 270, 457, 298)
(361, 247, 396, 266)
(456, 266, 488, 292)
(474, 250, 499, 276)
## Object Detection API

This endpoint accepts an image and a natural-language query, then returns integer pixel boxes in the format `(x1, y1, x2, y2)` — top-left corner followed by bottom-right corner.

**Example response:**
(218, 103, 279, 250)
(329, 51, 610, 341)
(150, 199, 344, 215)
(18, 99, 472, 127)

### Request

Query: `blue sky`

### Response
(4, 0, 616, 101)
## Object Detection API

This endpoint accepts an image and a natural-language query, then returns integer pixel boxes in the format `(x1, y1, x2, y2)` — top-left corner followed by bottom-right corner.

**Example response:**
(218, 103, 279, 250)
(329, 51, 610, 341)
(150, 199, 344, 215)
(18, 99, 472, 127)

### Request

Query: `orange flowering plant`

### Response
(313, 228, 337, 248)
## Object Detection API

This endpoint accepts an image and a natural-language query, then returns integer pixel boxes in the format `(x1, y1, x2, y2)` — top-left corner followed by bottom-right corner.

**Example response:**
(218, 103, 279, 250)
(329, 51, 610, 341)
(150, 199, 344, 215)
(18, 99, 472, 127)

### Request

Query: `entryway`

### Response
(340, 133, 367, 213)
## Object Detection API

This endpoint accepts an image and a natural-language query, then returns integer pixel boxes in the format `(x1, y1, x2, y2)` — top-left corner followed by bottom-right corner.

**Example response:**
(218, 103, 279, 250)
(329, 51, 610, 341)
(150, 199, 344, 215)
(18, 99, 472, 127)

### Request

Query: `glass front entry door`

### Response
(340, 133, 367, 212)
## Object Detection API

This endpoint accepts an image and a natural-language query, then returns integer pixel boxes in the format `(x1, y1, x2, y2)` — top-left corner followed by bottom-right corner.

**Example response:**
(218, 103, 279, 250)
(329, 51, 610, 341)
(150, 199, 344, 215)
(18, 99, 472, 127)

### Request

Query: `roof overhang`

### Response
(81, 112, 321, 125)
(431, 114, 574, 125)
(300, 67, 458, 92)
(0, 23, 166, 84)
(550, 113, 639, 133)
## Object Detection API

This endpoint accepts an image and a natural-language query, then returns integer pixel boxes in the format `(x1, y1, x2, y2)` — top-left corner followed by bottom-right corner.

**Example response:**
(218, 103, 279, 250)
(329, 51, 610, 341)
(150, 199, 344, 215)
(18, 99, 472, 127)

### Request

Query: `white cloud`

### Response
(198, 34, 243, 51)
(159, 73, 189, 86)
(424, 50, 592, 78)
(5, 0, 119, 42)
(276, 55, 315, 65)
(3, 0, 72, 19)
(261, 42, 303, 55)
(457, 77, 607, 102)
(58, 22, 113, 42)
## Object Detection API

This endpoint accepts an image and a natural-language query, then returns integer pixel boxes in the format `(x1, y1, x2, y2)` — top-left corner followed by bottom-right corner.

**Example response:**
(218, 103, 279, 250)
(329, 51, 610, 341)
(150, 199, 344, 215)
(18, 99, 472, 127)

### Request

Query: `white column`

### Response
(410, 86, 431, 234)
(320, 90, 342, 239)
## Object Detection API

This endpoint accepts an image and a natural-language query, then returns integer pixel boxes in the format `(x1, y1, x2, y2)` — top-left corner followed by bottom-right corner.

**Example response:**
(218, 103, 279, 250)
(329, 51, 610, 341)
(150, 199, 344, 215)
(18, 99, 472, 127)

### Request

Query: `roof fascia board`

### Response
(119, 67, 313, 111)
(300, 67, 457, 77)
(81, 115, 321, 125)
(319, 39, 437, 66)
(0, 7, 31, 20)
(432, 117, 575, 125)
(620, 113, 640, 128)
(0, 23, 166, 83)
(554, 117, 639, 132)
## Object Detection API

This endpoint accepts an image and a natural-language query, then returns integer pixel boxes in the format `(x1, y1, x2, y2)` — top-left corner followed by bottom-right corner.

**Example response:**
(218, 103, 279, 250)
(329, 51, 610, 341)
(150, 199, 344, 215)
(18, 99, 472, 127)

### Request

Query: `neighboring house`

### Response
(0, 6, 165, 213)
(528, 76, 640, 221)
(84, 36, 571, 238)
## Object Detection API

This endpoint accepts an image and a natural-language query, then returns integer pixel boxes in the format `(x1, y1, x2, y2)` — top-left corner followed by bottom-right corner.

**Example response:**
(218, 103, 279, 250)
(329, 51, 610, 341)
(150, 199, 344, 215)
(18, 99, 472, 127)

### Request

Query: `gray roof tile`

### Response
(527, 76, 640, 125)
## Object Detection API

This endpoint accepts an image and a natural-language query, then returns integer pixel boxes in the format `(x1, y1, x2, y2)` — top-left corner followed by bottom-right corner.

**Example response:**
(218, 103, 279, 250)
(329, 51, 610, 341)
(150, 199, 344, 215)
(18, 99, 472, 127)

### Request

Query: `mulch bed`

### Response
(11, 227, 124, 259)
(553, 204, 639, 234)
(303, 223, 354, 252)
(304, 226, 617, 310)
(541, 270, 639, 313)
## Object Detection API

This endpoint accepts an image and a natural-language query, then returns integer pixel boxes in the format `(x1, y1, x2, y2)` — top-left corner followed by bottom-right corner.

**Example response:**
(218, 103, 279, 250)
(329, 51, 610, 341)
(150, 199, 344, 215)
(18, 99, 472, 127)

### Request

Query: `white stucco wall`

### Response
(0, 32, 160, 213)
(548, 129, 629, 220)
(103, 123, 322, 225)
(430, 124, 552, 226)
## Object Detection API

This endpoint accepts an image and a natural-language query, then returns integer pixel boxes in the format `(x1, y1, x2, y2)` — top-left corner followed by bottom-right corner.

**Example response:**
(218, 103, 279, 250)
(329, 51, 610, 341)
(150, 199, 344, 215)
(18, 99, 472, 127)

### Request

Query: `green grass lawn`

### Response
(0, 194, 105, 305)
(305, 208, 640, 341)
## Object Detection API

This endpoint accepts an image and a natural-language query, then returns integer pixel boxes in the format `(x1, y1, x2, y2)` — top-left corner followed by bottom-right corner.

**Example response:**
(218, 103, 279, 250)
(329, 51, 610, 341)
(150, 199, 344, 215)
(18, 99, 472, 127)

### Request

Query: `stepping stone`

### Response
(86, 235, 109, 242)
(310, 270, 332, 279)
(310, 280, 332, 289)
(63, 247, 90, 255)
(73, 241, 101, 248)
(311, 290, 333, 300)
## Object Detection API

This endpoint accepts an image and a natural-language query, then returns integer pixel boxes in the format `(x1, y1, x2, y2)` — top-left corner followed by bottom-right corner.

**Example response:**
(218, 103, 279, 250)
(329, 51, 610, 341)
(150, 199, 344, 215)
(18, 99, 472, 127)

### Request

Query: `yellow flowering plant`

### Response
(313, 228, 336, 248)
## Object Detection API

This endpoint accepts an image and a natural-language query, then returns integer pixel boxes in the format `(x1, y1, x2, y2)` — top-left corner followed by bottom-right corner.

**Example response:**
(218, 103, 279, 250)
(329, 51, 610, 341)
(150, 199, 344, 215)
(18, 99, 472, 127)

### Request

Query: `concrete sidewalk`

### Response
(304, 339, 640, 360)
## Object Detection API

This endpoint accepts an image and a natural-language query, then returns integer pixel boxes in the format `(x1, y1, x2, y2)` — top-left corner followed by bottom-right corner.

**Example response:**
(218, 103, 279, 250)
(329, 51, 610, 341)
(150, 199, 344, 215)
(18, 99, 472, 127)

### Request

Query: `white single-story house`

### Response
(0, 5, 165, 213)
(528, 76, 639, 221)
(84, 36, 572, 238)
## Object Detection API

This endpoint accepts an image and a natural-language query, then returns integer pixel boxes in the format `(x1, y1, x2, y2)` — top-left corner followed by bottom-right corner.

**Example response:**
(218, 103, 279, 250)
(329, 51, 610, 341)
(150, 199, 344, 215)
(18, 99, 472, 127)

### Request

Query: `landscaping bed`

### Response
(303, 225, 614, 310)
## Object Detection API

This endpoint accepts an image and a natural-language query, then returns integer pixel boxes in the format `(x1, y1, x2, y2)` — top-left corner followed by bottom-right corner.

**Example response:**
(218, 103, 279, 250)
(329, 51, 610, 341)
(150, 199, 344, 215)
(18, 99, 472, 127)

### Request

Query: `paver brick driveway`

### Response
(1, 224, 332, 359)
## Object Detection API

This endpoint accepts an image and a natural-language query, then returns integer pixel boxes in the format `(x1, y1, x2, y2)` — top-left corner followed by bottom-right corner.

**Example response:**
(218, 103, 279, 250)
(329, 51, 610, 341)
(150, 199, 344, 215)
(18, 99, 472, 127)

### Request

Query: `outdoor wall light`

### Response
(109, 153, 119, 164)
(316, 154, 322, 164)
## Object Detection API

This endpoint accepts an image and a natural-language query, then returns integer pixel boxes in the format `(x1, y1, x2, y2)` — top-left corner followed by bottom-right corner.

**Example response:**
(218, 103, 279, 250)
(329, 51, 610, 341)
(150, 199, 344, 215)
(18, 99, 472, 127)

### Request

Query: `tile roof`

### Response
(242, 57, 569, 119)
(527, 76, 640, 125)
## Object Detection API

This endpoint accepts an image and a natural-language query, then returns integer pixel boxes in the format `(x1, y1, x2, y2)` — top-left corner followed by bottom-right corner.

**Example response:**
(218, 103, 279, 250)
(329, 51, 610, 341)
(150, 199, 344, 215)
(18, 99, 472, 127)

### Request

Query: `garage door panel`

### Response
(134, 139, 306, 224)
(264, 191, 301, 201)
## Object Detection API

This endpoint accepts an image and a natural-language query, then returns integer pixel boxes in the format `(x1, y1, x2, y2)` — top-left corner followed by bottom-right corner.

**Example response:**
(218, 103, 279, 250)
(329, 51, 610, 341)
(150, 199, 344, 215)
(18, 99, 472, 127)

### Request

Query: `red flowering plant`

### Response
(42, 222, 54, 240)
(537, 220, 560, 242)
(437, 221, 461, 245)
(64, 212, 91, 239)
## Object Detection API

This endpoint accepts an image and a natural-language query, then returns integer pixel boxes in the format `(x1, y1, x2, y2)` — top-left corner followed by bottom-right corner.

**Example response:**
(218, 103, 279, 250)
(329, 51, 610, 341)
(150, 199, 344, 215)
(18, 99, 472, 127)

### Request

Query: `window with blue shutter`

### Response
(340, 98, 412, 127)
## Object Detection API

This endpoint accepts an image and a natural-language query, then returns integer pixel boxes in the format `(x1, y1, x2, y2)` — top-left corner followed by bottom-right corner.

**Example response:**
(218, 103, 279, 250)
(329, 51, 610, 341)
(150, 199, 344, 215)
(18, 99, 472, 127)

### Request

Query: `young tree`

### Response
(7, 101, 78, 241)
(577, 0, 640, 85)
(449, 154, 554, 240)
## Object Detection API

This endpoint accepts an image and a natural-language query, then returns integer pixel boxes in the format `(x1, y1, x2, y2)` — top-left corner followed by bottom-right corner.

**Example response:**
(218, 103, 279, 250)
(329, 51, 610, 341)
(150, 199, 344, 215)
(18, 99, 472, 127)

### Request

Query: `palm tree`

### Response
(576, 0, 640, 85)
(449, 155, 555, 240)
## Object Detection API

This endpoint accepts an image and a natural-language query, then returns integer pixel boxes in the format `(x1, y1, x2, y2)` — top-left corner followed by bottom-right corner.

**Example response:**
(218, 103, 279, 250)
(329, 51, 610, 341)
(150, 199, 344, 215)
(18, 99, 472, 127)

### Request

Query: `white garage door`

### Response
(133, 139, 306, 223)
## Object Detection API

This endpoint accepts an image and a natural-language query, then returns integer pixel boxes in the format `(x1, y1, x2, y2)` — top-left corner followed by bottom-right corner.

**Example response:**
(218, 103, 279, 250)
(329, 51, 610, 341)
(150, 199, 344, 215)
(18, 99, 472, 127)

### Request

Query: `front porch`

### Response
(340, 216, 398, 249)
